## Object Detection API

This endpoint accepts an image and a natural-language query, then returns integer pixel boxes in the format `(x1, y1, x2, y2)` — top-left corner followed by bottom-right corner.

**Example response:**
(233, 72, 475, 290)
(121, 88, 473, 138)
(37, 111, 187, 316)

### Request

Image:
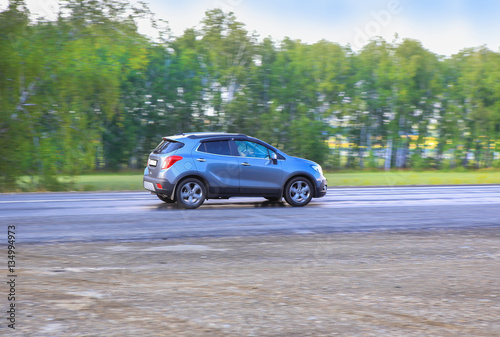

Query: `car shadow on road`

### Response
(153, 199, 293, 210)
(153, 199, 325, 211)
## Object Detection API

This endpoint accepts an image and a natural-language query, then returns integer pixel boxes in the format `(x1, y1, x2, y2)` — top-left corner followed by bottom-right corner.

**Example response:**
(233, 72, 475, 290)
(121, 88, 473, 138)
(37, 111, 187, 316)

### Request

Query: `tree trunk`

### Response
(385, 138, 392, 171)
(359, 127, 366, 169)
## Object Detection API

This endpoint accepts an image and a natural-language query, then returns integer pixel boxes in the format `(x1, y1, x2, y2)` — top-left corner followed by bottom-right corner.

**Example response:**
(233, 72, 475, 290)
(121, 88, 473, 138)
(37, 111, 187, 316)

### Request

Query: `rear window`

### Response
(153, 139, 184, 154)
(198, 140, 232, 156)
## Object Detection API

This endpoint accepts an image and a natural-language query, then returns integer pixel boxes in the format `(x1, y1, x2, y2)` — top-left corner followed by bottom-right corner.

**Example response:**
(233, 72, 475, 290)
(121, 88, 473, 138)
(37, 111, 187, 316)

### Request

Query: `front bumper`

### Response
(315, 177, 328, 198)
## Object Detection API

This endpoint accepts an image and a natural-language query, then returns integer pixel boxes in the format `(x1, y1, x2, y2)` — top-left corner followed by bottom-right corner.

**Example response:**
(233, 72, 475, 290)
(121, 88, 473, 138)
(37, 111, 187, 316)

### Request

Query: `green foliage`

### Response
(1, 3, 500, 191)
(288, 116, 330, 164)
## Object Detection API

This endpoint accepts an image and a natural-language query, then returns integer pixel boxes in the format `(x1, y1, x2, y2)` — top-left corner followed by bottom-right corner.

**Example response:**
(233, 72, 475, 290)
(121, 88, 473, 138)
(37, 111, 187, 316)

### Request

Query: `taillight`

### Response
(161, 155, 183, 170)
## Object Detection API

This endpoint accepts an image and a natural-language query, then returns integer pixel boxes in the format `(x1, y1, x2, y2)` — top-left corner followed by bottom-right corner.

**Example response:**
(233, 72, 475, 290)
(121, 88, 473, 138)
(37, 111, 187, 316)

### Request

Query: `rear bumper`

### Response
(143, 175, 175, 198)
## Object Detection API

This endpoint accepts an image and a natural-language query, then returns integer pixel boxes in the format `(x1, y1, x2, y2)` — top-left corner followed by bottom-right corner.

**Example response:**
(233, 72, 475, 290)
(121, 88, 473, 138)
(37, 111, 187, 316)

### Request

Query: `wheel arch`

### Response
(172, 174, 210, 201)
(282, 173, 317, 198)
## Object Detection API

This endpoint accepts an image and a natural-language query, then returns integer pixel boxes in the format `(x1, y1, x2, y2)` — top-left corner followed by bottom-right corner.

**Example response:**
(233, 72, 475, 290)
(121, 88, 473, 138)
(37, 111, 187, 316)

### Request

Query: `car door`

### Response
(192, 140, 240, 195)
(233, 140, 283, 195)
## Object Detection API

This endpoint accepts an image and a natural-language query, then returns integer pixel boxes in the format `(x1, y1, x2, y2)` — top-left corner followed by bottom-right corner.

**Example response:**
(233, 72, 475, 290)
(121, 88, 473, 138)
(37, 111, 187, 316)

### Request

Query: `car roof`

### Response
(164, 132, 246, 140)
(161, 132, 284, 156)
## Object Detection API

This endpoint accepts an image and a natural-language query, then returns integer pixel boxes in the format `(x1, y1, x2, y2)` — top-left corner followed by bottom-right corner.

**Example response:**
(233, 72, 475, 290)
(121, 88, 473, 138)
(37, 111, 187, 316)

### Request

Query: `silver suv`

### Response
(143, 133, 327, 208)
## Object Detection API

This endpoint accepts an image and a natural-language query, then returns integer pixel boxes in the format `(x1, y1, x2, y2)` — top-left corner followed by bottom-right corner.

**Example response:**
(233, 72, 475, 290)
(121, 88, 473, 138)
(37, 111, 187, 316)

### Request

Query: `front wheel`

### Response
(175, 178, 206, 209)
(284, 177, 313, 207)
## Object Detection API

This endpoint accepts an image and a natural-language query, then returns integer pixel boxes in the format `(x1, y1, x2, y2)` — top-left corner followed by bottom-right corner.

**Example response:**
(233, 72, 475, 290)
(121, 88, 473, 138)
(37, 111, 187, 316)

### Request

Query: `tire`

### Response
(284, 177, 313, 207)
(175, 178, 206, 209)
(157, 194, 175, 203)
(264, 197, 282, 202)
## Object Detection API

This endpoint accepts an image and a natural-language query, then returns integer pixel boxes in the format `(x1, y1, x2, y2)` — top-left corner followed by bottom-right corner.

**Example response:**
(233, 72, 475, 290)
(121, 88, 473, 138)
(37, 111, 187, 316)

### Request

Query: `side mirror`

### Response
(270, 152, 278, 164)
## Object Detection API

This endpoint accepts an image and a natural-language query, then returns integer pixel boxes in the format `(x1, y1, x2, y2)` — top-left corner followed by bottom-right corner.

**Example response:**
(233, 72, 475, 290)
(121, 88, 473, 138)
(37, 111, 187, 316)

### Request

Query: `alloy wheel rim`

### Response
(180, 182, 203, 205)
(290, 181, 310, 203)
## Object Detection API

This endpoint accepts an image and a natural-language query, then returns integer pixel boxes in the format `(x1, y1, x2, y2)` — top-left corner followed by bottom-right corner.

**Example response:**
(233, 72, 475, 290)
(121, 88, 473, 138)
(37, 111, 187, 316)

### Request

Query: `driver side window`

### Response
(235, 140, 273, 159)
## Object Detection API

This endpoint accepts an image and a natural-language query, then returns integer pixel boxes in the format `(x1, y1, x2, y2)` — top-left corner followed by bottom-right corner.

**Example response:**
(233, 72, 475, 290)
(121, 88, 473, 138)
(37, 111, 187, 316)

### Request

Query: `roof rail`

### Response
(186, 132, 246, 139)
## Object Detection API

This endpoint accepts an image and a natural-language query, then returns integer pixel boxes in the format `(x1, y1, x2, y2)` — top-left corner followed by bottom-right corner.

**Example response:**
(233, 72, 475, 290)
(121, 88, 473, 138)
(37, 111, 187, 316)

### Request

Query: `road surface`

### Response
(2, 186, 500, 336)
(1, 185, 499, 243)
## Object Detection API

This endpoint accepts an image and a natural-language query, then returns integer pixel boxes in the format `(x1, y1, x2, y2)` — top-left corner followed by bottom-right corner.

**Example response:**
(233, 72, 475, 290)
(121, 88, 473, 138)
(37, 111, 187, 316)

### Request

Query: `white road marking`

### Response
(0, 197, 151, 203)
(0, 186, 499, 208)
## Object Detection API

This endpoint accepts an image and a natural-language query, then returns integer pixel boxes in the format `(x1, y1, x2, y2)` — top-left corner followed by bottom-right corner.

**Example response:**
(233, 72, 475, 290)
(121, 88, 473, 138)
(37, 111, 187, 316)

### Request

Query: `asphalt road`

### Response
(1, 185, 500, 243)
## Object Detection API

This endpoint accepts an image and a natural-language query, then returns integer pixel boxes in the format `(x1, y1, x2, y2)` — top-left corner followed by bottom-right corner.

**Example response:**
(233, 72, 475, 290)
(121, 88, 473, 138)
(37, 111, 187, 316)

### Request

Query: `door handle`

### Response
(241, 162, 250, 166)
(196, 158, 206, 162)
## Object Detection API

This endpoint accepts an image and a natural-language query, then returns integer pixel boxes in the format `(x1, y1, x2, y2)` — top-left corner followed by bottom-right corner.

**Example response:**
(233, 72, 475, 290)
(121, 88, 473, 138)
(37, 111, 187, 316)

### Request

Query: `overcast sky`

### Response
(3, 0, 500, 56)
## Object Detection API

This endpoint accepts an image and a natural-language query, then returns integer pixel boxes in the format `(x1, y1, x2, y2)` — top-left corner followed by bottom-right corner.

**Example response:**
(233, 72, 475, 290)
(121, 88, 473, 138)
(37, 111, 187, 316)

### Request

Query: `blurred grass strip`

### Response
(12, 170, 500, 192)
(326, 170, 500, 187)
(74, 170, 500, 191)
(75, 175, 144, 191)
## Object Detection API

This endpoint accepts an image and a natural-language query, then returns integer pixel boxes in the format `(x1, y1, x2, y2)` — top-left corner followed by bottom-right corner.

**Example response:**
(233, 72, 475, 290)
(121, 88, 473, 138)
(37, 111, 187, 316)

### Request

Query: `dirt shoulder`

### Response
(6, 228, 500, 336)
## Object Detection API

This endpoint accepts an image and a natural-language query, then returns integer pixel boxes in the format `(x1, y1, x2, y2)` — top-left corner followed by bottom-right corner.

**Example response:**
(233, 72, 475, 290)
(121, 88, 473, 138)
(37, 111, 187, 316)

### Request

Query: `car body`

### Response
(143, 132, 327, 208)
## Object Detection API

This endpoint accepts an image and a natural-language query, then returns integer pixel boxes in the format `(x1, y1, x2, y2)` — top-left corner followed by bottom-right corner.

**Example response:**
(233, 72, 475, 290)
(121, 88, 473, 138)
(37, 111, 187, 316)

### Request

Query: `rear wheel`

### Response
(284, 177, 313, 207)
(157, 194, 175, 203)
(176, 178, 206, 209)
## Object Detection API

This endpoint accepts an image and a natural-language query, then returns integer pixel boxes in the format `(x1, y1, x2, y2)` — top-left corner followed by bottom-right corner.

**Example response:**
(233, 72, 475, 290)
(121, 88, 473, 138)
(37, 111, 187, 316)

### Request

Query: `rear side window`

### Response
(198, 140, 232, 156)
(153, 140, 184, 154)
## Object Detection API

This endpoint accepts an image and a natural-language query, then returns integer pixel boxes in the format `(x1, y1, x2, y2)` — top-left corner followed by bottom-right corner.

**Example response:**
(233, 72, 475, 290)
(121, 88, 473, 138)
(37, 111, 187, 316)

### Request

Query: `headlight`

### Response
(311, 164, 323, 176)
